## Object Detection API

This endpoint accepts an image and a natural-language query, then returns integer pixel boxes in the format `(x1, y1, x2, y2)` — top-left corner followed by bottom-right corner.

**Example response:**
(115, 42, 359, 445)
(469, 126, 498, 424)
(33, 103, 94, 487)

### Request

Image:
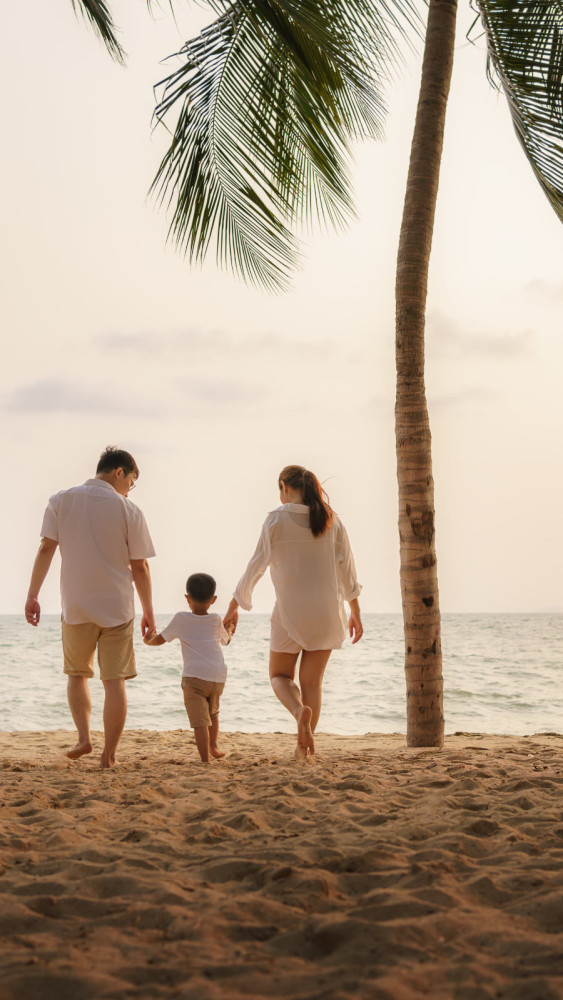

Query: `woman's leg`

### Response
(269, 651, 300, 715)
(269, 651, 314, 754)
(299, 650, 332, 732)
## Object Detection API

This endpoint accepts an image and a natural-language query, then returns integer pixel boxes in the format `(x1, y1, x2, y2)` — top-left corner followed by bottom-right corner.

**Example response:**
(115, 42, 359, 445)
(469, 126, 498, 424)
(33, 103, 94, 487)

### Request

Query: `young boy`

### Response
(144, 573, 233, 763)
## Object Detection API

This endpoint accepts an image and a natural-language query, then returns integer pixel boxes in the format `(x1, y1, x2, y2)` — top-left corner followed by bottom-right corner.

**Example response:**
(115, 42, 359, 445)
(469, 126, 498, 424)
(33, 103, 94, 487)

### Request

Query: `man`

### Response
(25, 446, 156, 767)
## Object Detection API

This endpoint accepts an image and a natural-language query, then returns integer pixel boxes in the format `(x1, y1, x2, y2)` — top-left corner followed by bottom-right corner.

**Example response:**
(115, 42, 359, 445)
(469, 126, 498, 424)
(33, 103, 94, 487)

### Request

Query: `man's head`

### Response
(185, 573, 217, 613)
(96, 446, 139, 498)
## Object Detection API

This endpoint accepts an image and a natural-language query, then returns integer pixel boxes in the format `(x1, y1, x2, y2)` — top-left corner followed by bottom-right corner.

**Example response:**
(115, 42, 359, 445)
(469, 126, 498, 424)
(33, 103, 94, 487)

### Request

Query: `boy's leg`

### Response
(101, 678, 127, 768)
(193, 725, 210, 763)
(209, 714, 225, 759)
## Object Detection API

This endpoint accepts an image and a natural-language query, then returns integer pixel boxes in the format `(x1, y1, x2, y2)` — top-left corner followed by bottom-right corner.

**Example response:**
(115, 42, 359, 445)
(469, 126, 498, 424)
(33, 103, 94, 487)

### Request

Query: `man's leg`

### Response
(66, 676, 93, 759)
(101, 678, 127, 768)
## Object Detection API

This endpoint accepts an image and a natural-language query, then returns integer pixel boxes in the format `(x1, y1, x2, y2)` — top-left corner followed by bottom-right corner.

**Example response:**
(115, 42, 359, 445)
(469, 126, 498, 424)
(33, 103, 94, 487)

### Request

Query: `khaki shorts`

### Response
(62, 619, 136, 680)
(182, 677, 224, 729)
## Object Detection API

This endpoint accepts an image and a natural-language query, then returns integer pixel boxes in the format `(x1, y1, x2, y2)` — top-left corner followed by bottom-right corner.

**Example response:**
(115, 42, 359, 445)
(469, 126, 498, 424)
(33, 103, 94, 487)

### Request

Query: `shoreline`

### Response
(2, 731, 563, 999)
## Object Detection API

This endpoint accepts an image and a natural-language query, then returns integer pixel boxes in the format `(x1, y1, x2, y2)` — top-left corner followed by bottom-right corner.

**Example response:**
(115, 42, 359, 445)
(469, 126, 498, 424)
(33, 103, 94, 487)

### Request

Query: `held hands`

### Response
(25, 597, 41, 626)
(141, 613, 157, 639)
(223, 599, 239, 636)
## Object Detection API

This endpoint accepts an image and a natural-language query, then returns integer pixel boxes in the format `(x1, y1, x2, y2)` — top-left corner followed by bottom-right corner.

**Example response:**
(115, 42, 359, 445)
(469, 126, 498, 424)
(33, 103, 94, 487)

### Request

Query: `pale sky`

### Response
(2, 1, 562, 616)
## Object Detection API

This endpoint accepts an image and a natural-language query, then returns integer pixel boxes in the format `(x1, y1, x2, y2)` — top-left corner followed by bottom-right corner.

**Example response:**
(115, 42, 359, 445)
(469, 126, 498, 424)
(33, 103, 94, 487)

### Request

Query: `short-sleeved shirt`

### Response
(160, 612, 230, 683)
(41, 478, 155, 627)
(233, 504, 361, 651)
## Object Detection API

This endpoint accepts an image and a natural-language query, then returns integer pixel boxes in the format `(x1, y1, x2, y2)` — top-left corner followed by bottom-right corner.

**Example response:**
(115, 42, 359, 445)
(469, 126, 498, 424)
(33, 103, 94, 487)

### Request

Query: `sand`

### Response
(1, 729, 563, 1000)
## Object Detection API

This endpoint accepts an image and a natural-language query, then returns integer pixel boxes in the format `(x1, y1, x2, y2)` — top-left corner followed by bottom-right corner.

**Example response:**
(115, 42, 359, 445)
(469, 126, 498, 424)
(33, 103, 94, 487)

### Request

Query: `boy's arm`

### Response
(143, 633, 166, 646)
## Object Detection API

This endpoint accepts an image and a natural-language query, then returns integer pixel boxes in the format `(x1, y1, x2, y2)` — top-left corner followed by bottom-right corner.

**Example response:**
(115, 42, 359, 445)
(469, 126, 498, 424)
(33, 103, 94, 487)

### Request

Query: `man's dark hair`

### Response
(96, 446, 139, 479)
(186, 573, 216, 603)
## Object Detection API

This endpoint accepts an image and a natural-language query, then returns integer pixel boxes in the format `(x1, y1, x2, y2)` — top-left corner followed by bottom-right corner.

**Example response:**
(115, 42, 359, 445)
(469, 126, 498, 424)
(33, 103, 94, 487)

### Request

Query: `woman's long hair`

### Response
(279, 466, 334, 537)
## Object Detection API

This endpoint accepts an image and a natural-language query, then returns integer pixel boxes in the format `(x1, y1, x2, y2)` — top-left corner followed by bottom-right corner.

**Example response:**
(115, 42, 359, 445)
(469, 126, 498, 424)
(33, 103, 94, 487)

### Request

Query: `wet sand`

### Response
(1, 730, 563, 999)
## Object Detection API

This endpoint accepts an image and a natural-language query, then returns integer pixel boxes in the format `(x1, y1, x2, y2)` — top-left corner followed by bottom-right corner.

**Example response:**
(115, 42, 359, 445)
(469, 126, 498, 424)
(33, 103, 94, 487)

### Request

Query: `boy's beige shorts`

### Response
(62, 619, 136, 680)
(181, 676, 224, 729)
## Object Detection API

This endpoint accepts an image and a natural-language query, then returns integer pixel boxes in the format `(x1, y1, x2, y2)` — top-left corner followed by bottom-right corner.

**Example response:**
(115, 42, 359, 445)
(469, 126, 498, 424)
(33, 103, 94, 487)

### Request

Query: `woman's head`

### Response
(278, 466, 333, 537)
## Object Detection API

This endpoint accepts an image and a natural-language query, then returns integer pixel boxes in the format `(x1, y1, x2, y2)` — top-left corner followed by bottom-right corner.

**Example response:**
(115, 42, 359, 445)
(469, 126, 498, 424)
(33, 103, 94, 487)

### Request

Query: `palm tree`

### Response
(394, 0, 563, 745)
(74, 0, 563, 745)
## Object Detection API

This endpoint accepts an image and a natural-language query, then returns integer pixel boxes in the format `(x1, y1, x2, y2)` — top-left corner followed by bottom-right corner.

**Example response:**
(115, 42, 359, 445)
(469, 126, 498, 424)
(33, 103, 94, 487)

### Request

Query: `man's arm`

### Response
(25, 537, 58, 626)
(130, 558, 156, 637)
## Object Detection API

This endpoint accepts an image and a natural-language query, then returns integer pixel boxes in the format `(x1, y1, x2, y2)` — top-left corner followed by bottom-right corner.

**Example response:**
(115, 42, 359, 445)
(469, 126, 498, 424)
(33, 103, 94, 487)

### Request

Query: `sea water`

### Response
(0, 614, 561, 736)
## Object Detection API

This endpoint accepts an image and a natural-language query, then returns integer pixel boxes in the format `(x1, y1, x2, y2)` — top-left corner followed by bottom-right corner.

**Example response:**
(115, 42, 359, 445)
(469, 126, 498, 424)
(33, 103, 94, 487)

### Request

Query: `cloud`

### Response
(525, 279, 563, 304)
(428, 387, 497, 408)
(93, 327, 341, 362)
(3, 379, 159, 416)
(427, 311, 533, 359)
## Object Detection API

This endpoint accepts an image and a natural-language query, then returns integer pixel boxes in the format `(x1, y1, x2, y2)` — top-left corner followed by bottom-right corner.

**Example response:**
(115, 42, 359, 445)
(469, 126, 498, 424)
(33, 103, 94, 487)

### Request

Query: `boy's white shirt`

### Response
(161, 612, 229, 683)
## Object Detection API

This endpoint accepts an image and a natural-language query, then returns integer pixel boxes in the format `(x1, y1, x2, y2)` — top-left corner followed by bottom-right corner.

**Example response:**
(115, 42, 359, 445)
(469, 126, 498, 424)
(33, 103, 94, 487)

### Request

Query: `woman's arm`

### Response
(348, 597, 363, 644)
(226, 520, 272, 633)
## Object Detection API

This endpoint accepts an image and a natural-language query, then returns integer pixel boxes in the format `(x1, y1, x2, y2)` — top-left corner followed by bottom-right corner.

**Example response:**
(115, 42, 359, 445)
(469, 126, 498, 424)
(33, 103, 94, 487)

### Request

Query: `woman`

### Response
(224, 466, 362, 756)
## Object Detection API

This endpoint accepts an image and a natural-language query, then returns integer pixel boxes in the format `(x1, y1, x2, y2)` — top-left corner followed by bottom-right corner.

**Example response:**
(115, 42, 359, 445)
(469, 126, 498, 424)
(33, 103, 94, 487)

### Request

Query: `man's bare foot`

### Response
(296, 705, 314, 756)
(210, 747, 226, 759)
(66, 740, 93, 760)
(100, 751, 116, 768)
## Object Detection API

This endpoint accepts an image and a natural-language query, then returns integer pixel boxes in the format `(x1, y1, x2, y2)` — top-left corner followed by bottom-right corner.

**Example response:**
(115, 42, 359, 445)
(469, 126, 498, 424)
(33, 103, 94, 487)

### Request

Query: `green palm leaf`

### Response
(151, 0, 418, 291)
(478, 1, 563, 220)
(71, 0, 125, 63)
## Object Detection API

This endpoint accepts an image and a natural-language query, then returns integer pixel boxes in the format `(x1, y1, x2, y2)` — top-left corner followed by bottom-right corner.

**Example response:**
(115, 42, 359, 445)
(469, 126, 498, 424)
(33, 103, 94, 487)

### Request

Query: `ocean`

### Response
(1, 613, 561, 736)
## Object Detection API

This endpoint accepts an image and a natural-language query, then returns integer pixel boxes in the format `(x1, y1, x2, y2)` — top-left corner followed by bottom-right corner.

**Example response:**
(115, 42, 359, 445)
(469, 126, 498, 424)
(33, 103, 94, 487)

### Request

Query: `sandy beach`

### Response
(1, 730, 563, 1000)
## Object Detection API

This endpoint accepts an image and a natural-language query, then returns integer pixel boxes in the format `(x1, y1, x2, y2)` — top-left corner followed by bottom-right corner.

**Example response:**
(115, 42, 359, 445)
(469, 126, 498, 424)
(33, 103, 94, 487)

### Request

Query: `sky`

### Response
(2, 1, 562, 616)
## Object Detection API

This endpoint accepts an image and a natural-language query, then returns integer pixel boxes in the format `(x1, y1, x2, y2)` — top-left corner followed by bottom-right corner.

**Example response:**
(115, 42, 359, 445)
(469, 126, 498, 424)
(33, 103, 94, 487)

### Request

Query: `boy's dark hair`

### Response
(96, 446, 139, 479)
(186, 573, 216, 603)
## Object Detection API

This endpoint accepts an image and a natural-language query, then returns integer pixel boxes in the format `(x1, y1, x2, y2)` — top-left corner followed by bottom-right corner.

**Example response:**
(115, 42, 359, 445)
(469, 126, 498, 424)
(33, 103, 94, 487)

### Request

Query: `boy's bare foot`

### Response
(296, 705, 314, 756)
(100, 751, 117, 768)
(210, 747, 226, 759)
(66, 740, 93, 760)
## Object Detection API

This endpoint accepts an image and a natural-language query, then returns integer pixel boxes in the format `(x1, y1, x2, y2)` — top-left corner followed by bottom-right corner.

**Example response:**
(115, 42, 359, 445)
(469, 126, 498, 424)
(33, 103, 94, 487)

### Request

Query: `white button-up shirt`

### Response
(234, 503, 361, 650)
(41, 478, 156, 627)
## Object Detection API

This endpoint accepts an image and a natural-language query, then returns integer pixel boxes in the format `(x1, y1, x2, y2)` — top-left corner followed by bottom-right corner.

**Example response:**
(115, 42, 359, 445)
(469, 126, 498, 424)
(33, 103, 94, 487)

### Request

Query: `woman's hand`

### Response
(223, 598, 239, 635)
(348, 599, 363, 644)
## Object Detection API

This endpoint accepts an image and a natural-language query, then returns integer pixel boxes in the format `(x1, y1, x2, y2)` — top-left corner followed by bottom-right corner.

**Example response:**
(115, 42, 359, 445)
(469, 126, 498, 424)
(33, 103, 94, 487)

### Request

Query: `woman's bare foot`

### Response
(100, 750, 116, 768)
(296, 705, 314, 756)
(210, 747, 226, 759)
(66, 740, 93, 760)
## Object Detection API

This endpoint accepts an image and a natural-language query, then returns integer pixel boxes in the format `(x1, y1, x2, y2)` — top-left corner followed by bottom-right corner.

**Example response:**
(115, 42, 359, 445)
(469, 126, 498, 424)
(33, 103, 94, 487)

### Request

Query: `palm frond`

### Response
(71, 0, 125, 63)
(477, 1, 563, 222)
(151, 0, 419, 291)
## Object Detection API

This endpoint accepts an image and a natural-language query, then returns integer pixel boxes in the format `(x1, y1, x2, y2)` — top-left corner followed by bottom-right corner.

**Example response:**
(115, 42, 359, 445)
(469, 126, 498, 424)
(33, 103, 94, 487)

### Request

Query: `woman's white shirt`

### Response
(233, 504, 361, 651)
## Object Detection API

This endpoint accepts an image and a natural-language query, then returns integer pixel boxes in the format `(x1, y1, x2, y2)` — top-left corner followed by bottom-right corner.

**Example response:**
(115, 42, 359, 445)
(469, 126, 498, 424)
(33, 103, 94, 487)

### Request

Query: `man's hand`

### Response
(141, 613, 156, 638)
(25, 597, 41, 626)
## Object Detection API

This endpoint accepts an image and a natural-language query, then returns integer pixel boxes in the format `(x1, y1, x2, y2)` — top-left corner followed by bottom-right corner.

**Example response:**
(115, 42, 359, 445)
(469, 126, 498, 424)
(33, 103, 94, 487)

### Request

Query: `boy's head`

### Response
(185, 572, 217, 611)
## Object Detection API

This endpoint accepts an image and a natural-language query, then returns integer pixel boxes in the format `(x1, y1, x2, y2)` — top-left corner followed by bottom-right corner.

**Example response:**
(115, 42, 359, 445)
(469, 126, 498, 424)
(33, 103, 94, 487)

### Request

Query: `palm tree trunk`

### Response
(395, 0, 457, 747)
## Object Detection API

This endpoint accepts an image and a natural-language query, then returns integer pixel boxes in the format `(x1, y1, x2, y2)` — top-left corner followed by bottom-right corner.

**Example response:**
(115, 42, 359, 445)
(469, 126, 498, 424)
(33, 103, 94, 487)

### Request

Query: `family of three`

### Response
(25, 447, 363, 767)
